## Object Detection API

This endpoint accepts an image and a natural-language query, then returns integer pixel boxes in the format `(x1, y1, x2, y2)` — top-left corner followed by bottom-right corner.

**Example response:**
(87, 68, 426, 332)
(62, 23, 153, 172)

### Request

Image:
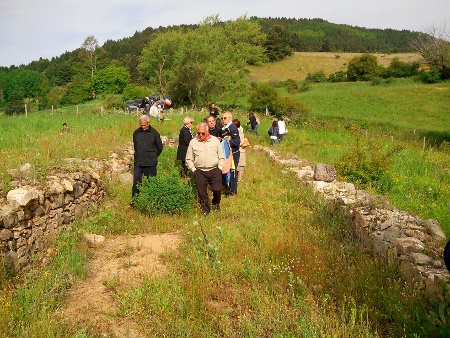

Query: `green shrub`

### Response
(347, 53, 383, 81)
(274, 94, 310, 121)
(102, 94, 125, 110)
(419, 68, 441, 83)
(284, 79, 299, 93)
(384, 57, 420, 78)
(328, 70, 347, 83)
(134, 174, 195, 215)
(299, 82, 312, 92)
(336, 138, 402, 193)
(249, 82, 278, 113)
(306, 71, 327, 83)
(122, 84, 148, 101)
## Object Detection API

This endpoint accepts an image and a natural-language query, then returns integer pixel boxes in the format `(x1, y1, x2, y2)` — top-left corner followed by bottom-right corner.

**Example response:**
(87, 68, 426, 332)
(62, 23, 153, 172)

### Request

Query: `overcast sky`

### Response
(0, 0, 448, 67)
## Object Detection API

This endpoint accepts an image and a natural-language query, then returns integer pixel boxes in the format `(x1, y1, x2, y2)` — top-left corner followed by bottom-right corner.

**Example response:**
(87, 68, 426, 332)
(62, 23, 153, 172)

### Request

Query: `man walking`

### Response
(221, 111, 240, 196)
(131, 114, 163, 204)
(185, 123, 225, 215)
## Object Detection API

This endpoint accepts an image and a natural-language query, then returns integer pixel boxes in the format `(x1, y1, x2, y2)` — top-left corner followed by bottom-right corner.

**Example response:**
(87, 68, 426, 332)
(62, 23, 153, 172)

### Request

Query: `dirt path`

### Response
(63, 231, 180, 337)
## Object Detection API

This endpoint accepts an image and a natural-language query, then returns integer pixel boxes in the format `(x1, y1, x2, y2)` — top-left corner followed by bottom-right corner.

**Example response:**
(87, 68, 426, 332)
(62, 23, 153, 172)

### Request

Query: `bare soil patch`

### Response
(63, 231, 180, 337)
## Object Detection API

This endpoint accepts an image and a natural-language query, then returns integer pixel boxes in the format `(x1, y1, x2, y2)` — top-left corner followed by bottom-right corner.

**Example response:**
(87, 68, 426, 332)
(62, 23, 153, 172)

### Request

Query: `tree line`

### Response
(0, 15, 448, 115)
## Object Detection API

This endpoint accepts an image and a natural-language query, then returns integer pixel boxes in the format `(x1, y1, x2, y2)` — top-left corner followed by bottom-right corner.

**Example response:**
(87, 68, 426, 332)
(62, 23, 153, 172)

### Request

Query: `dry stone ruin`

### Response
(0, 139, 448, 299)
(256, 145, 449, 299)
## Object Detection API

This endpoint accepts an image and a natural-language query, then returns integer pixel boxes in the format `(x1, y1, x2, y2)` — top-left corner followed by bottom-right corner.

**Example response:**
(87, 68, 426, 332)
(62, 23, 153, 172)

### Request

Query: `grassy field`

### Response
(247, 52, 421, 82)
(1, 144, 448, 337)
(0, 53, 449, 336)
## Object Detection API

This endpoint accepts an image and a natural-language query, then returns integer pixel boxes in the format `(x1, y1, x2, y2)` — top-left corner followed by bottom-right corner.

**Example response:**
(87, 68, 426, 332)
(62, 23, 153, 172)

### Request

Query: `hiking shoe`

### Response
(213, 204, 220, 211)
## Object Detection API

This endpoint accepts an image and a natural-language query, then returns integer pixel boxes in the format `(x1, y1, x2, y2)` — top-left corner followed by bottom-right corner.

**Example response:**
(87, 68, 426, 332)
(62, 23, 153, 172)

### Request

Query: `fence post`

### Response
(25, 104, 27, 117)
(423, 136, 426, 151)
(76, 106, 79, 114)
(391, 135, 394, 144)
(51, 105, 54, 116)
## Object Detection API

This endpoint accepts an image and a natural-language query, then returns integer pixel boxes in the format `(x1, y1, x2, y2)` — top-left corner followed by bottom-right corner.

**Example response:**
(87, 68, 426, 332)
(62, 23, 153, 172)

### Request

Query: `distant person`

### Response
(60, 123, 70, 135)
(233, 119, 247, 182)
(209, 102, 222, 128)
(221, 111, 240, 196)
(247, 111, 259, 136)
(185, 123, 225, 215)
(277, 116, 286, 142)
(149, 100, 159, 119)
(268, 120, 279, 145)
(131, 114, 163, 205)
(209, 103, 219, 118)
(177, 116, 195, 178)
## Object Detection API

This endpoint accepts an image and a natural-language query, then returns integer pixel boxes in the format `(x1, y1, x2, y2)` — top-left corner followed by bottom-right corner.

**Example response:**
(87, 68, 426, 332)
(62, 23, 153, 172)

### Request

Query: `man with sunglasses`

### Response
(185, 123, 225, 215)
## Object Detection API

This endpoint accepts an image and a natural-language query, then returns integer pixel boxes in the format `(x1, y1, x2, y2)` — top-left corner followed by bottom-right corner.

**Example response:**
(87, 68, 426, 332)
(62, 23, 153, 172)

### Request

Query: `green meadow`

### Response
(0, 55, 450, 337)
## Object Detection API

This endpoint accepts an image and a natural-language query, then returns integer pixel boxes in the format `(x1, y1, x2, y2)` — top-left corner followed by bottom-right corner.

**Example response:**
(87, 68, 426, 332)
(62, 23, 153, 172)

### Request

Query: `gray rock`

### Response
(313, 163, 337, 182)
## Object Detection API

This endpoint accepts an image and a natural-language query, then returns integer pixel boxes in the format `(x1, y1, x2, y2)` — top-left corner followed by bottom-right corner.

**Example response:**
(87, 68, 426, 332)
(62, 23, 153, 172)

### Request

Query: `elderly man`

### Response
(221, 111, 240, 196)
(185, 123, 225, 215)
(131, 114, 163, 204)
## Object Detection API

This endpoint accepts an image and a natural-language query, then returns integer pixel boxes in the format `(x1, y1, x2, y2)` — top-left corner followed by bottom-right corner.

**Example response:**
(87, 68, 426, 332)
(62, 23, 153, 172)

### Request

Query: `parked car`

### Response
(125, 100, 138, 113)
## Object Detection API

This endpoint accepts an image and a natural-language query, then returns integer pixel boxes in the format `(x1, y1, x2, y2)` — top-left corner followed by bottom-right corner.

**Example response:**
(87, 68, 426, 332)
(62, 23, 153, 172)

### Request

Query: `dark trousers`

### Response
(180, 160, 189, 178)
(194, 168, 222, 213)
(228, 150, 240, 195)
(132, 165, 157, 199)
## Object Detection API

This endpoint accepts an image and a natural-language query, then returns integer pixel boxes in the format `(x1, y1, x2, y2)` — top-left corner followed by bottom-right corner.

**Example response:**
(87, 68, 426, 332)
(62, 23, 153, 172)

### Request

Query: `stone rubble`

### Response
(1, 139, 448, 299)
(255, 145, 449, 299)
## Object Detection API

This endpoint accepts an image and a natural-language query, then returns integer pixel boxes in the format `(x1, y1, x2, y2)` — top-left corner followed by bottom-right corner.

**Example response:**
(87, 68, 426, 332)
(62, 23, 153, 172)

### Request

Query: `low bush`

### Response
(327, 70, 347, 83)
(306, 71, 327, 83)
(134, 174, 195, 215)
(336, 138, 403, 193)
(274, 94, 310, 122)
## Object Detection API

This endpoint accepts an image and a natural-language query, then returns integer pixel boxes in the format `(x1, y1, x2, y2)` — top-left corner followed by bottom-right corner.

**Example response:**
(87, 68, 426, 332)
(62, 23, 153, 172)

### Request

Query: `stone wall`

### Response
(256, 145, 450, 298)
(2, 140, 448, 298)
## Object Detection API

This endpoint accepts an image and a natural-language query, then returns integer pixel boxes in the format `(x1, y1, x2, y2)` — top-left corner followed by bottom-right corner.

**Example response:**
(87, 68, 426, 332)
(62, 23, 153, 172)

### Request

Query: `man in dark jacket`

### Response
(131, 115, 163, 203)
(176, 116, 194, 177)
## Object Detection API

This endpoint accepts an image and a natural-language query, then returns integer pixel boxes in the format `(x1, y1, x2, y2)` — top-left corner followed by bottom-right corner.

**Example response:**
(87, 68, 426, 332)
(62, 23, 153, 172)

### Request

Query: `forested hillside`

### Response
(0, 16, 443, 114)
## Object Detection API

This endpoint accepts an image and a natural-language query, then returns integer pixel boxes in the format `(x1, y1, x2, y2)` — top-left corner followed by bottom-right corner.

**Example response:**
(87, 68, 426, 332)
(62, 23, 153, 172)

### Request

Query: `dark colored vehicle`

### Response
(125, 100, 138, 113)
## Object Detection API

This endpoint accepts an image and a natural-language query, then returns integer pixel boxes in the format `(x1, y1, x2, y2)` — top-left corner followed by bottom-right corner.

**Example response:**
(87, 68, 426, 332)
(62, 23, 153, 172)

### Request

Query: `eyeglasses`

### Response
(197, 132, 206, 135)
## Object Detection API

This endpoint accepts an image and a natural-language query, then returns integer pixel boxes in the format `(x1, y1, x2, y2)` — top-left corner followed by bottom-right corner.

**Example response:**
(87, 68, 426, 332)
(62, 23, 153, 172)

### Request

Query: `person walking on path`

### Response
(221, 111, 240, 196)
(131, 114, 163, 204)
(247, 111, 259, 136)
(233, 119, 247, 182)
(177, 116, 195, 177)
(185, 123, 224, 215)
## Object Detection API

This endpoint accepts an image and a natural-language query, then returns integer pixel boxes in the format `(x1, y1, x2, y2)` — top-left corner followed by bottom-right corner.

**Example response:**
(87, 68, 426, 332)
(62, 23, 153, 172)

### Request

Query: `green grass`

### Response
(1, 148, 449, 337)
(298, 78, 450, 134)
(0, 58, 449, 336)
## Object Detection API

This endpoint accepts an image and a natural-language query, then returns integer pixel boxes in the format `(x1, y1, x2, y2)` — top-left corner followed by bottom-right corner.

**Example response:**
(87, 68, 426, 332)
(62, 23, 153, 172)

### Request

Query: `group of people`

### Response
(131, 104, 248, 215)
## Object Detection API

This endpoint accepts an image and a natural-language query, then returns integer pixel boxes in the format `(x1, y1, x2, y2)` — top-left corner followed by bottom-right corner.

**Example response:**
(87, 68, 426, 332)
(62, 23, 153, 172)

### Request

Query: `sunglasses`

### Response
(197, 132, 206, 135)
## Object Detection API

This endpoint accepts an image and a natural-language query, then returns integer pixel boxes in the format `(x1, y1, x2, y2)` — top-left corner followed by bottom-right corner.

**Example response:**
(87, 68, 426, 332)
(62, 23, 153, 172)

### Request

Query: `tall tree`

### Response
(139, 15, 266, 108)
(411, 24, 450, 78)
(79, 35, 99, 80)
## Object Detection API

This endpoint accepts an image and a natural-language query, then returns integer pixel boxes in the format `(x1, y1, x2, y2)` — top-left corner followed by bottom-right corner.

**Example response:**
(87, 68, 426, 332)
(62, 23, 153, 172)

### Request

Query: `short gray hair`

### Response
(140, 115, 150, 123)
